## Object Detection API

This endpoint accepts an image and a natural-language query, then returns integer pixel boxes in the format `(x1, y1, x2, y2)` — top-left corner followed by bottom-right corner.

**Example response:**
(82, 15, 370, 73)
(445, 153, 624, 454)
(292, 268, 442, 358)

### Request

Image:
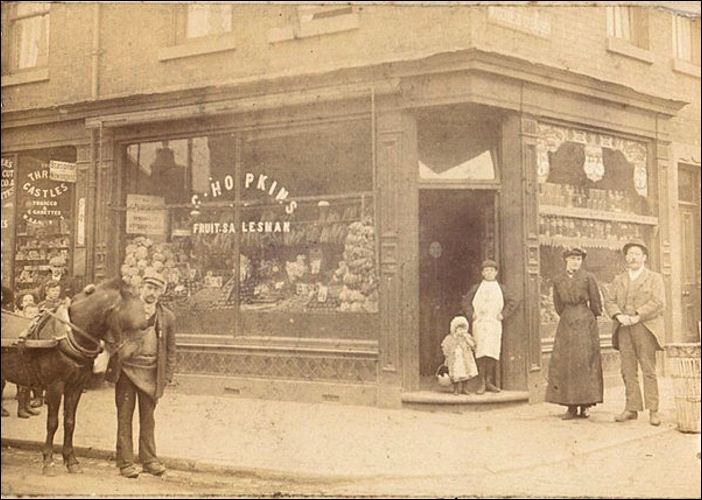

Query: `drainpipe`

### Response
(86, 123, 102, 283)
(91, 3, 101, 99)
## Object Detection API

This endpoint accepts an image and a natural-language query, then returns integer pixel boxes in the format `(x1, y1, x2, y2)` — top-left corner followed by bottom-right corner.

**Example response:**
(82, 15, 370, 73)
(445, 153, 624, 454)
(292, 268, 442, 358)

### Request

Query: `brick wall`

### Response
(2, 4, 699, 135)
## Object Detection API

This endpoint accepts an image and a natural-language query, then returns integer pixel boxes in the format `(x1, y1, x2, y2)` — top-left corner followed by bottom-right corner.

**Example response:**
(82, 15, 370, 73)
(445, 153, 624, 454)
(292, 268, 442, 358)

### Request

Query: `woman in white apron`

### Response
(462, 260, 519, 394)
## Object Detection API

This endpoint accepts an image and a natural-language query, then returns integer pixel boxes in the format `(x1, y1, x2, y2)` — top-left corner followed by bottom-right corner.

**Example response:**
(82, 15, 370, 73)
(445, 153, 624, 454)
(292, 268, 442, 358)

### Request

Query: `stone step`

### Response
(401, 390, 530, 413)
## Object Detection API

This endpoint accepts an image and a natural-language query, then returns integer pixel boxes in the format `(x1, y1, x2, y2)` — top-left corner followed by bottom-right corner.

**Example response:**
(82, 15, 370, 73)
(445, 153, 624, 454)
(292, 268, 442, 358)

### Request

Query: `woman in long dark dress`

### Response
(545, 247, 604, 420)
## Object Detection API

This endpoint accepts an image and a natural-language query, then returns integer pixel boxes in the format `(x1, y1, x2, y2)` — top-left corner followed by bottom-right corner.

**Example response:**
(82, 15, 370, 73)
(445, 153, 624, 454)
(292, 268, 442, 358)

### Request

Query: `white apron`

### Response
(472, 280, 504, 360)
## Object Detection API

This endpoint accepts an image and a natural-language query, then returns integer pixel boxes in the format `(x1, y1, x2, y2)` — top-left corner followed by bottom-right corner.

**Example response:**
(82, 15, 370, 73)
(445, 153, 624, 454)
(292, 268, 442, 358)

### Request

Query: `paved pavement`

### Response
(2, 377, 700, 493)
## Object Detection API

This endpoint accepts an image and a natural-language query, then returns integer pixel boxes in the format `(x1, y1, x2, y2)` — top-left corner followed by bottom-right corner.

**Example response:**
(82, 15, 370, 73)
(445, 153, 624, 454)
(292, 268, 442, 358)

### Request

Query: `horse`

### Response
(1, 277, 148, 476)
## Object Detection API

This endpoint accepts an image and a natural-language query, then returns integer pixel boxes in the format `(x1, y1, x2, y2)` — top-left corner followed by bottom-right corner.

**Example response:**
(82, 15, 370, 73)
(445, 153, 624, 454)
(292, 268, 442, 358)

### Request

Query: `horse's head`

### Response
(68, 278, 148, 350)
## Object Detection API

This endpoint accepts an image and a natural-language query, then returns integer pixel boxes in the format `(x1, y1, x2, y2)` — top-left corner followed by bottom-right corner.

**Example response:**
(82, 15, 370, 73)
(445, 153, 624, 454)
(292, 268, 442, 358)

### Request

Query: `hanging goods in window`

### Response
(583, 144, 605, 183)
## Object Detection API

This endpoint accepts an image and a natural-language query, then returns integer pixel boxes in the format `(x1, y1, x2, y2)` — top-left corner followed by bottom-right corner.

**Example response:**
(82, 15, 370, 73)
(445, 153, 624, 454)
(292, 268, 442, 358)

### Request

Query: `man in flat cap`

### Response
(106, 271, 176, 478)
(605, 240, 666, 426)
(462, 260, 519, 394)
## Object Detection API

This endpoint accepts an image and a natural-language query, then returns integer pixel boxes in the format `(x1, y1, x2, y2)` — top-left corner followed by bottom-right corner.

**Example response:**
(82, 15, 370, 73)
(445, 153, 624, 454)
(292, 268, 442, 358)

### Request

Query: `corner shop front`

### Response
(2, 50, 685, 407)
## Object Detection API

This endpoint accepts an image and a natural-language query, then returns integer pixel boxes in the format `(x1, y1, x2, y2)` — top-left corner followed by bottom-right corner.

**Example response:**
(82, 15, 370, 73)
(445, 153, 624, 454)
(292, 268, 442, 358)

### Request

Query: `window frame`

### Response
(115, 117, 380, 338)
(606, 5, 649, 49)
(672, 15, 701, 65)
(2, 2, 51, 75)
(176, 3, 235, 44)
(268, 5, 360, 44)
(605, 5, 652, 64)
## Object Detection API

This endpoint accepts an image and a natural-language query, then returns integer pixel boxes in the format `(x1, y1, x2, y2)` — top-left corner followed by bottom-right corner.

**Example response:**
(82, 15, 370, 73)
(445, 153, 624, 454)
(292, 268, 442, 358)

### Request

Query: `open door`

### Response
(418, 189, 499, 383)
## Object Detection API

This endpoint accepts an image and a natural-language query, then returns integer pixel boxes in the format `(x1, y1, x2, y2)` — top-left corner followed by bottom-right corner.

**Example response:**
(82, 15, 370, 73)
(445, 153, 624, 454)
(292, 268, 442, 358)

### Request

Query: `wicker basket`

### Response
(436, 364, 452, 388)
(665, 343, 701, 434)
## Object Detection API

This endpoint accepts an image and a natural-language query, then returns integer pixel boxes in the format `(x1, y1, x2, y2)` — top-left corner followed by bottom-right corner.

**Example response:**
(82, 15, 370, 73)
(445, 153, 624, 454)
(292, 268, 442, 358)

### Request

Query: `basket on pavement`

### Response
(665, 343, 701, 434)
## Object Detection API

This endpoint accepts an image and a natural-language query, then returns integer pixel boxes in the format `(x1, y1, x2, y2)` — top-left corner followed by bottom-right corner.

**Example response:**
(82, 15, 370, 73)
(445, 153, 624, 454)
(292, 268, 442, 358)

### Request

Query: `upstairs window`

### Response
(606, 5, 647, 48)
(178, 4, 233, 41)
(4, 2, 50, 72)
(268, 4, 359, 43)
(673, 15, 701, 65)
(297, 5, 354, 23)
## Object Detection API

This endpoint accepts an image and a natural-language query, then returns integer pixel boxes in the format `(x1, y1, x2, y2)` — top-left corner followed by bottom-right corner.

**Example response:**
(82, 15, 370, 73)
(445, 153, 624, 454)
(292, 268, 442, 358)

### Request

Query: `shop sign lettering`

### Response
(22, 169, 70, 199)
(18, 167, 72, 227)
(1, 158, 14, 201)
(190, 171, 298, 234)
(192, 221, 291, 235)
(191, 172, 298, 216)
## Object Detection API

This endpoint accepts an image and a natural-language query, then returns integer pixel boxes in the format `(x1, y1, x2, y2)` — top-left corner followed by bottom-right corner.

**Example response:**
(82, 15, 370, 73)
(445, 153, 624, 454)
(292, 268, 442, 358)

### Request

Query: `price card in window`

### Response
(49, 161, 77, 183)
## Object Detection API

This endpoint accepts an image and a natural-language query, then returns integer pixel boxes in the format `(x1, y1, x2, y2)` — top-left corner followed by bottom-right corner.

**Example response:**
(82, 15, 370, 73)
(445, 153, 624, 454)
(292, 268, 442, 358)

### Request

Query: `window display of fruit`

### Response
(120, 237, 182, 292)
(336, 217, 378, 313)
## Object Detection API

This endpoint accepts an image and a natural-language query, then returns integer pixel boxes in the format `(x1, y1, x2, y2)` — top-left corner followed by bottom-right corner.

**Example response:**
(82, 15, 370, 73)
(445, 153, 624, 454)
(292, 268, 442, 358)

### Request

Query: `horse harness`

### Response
(23, 305, 130, 364)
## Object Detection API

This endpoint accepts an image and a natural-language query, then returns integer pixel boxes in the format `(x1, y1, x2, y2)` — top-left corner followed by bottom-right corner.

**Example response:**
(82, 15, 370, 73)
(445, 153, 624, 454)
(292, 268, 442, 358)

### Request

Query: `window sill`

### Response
(268, 12, 359, 43)
(158, 35, 237, 62)
(606, 37, 653, 64)
(1, 67, 49, 88)
(672, 58, 701, 79)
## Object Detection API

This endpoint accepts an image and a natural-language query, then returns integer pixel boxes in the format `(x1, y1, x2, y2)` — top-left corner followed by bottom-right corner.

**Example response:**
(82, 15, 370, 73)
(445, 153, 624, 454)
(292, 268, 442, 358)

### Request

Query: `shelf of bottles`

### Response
(538, 182, 657, 250)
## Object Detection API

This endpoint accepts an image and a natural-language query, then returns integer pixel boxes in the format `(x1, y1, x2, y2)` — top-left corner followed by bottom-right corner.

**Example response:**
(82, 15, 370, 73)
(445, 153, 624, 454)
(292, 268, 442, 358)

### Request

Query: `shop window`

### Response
(535, 123, 657, 348)
(1, 156, 17, 291)
(119, 120, 377, 337)
(672, 15, 701, 65)
(12, 148, 76, 300)
(2, 2, 50, 73)
(238, 124, 375, 316)
(417, 108, 499, 182)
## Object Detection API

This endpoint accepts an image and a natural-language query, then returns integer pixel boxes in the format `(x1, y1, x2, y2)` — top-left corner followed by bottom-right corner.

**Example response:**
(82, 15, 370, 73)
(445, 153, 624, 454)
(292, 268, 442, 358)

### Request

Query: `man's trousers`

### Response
(618, 323, 659, 412)
(115, 372, 158, 469)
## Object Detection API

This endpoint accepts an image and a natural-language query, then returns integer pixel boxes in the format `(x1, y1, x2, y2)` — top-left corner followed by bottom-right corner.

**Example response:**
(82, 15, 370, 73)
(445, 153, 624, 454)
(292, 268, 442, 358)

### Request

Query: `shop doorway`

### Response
(418, 189, 498, 378)
(678, 164, 701, 342)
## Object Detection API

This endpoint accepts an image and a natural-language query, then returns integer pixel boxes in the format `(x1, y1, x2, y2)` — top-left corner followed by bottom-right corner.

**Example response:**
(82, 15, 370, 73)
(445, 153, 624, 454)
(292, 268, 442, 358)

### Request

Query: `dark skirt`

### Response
(545, 303, 603, 406)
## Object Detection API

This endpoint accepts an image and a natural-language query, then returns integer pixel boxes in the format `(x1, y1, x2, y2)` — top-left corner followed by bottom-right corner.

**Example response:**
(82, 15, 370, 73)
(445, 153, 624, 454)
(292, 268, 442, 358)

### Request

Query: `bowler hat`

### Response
(142, 271, 166, 288)
(480, 259, 499, 270)
(623, 240, 649, 257)
(562, 247, 587, 259)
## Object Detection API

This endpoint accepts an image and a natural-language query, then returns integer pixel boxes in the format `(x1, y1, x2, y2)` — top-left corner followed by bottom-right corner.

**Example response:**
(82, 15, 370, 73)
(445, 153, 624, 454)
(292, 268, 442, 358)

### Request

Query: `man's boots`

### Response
(484, 358, 501, 393)
(17, 388, 39, 418)
(485, 373, 501, 393)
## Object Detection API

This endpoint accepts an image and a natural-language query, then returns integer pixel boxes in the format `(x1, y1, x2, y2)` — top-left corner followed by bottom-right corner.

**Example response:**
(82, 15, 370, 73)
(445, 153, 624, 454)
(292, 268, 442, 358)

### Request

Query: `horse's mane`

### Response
(100, 277, 126, 290)
(82, 277, 135, 299)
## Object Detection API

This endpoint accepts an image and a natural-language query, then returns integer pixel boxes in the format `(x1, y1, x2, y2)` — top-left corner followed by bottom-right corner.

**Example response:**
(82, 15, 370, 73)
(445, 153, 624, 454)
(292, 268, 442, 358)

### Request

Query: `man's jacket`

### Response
(604, 267, 666, 351)
(106, 303, 176, 400)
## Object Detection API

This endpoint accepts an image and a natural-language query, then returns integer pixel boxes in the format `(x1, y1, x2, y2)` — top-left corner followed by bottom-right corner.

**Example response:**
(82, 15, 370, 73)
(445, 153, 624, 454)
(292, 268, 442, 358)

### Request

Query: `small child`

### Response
(38, 280, 62, 311)
(441, 316, 478, 395)
(17, 293, 37, 315)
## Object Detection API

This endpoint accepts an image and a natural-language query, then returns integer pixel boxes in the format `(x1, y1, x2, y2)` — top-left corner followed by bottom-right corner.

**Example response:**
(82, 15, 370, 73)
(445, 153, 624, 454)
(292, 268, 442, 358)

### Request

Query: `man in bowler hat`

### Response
(605, 240, 666, 426)
(106, 271, 176, 478)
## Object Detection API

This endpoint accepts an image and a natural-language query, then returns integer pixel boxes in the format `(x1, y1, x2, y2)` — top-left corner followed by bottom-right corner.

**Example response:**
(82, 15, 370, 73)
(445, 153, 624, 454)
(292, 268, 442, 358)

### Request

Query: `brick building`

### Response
(2, 3, 699, 407)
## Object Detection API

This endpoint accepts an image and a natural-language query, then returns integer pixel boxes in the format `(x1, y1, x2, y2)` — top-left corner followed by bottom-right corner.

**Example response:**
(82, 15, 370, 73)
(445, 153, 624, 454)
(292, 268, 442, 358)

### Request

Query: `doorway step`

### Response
(401, 389, 529, 412)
